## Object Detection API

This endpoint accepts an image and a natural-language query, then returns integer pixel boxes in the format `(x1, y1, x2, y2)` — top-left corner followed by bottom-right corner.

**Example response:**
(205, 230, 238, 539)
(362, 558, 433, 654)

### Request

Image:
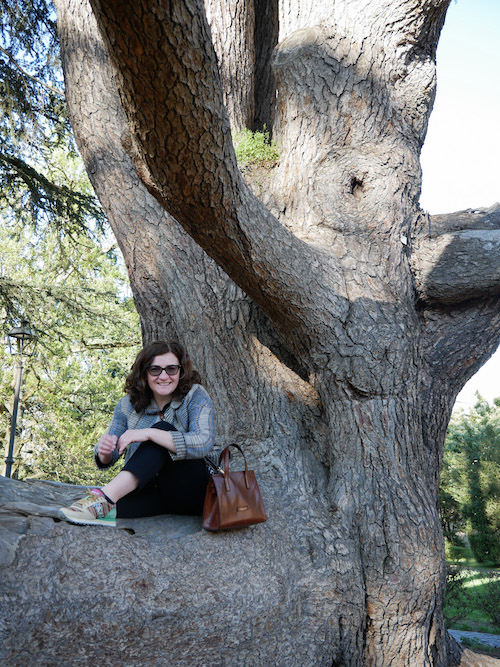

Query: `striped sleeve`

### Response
(93, 397, 130, 469)
(169, 386, 216, 461)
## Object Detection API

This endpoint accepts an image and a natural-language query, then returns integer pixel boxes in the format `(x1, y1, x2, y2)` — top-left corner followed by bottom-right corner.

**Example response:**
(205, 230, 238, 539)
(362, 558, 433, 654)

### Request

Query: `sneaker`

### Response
(59, 490, 116, 527)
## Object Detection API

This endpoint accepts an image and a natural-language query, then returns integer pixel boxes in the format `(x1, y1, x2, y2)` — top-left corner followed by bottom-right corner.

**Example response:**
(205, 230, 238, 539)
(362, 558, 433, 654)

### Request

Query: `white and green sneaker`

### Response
(59, 490, 117, 527)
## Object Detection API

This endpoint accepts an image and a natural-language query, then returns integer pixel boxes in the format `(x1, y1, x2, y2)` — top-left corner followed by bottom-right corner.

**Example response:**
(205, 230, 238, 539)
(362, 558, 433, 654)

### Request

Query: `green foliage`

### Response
(441, 395, 500, 566)
(0, 218, 141, 485)
(233, 127, 279, 168)
(0, 0, 61, 137)
(475, 572, 500, 627)
(444, 540, 475, 566)
(0, 150, 107, 236)
(0, 2, 142, 485)
(440, 489, 464, 542)
(444, 566, 500, 635)
(16, 346, 138, 486)
(0, 0, 105, 237)
(444, 565, 474, 626)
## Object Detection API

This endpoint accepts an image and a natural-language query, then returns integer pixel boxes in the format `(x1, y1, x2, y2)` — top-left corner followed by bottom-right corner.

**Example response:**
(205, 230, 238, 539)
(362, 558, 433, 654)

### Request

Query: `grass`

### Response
(446, 542, 499, 569)
(444, 542, 500, 638)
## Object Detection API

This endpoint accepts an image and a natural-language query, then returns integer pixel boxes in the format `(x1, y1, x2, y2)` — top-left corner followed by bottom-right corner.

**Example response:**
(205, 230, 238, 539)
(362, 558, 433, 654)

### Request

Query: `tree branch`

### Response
(414, 230, 500, 304)
(428, 202, 500, 237)
(0, 45, 64, 98)
(87, 0, 346, 342)
(412, 204, 500, 304)
(415, 205, 500, 426)
(204, 0, 256, 132)
(54, 0, 326, 442)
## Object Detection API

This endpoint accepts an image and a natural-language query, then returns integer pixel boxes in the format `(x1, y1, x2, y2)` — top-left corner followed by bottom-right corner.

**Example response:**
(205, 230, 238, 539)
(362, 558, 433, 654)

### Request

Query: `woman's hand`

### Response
(116, 429, 149, 455)
(116, 428, 177, 456)
(97, 433, 118, 464)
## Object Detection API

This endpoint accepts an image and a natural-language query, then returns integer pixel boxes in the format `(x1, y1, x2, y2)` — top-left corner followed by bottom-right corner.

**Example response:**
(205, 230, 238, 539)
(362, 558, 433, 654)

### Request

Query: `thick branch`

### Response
(414, 230, 500, 304)
(204, 0, 255, 131)
(413, 204, 500, 304)
(415, 204, 500, 425)
(55, 0, 324, 439)
(87, 0, 346, 343)
(54, 0, 259, 435)
(429, 202, 500, 236)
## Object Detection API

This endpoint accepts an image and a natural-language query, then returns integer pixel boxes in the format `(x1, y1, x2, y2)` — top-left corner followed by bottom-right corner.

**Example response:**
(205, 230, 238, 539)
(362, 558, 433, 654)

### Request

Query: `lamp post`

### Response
(4, 321, 37, 478)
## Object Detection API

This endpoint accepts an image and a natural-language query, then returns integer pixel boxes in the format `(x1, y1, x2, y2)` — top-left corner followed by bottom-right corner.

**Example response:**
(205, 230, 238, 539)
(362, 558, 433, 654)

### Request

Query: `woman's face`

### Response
(146, 352, 181, 406)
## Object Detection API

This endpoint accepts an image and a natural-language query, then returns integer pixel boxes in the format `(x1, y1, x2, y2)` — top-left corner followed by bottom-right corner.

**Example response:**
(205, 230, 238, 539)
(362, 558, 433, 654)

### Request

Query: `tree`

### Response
(0, 214, 141, 482)
(443, 397, 500, 565)
(0, 3, 142, 481)
(0, 0, 106, 239)
(46, 0, 500, 664)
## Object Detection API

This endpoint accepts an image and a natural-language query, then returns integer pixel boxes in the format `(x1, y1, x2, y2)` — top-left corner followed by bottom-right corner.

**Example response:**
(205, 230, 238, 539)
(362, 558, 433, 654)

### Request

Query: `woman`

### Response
(59, 340, 216, 527)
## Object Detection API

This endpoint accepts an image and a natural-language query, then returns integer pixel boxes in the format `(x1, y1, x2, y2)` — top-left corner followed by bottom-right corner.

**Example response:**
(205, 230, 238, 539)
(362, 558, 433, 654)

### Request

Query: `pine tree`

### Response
(443, 397, 500, 565)
(0, 2, 141, 481)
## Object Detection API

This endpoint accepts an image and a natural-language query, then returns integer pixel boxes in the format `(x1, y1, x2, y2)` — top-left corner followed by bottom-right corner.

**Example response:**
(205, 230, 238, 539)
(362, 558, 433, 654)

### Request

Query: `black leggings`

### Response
(116, 422, 210, 519)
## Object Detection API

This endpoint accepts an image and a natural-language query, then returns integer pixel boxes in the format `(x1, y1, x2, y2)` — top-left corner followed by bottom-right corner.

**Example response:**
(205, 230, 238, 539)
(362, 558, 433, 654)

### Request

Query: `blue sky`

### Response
(420, 0, 500, 410)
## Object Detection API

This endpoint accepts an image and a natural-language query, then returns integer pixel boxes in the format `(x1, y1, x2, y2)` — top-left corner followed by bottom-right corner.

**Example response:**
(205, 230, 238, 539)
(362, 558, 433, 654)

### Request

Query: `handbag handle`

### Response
(219, 444, 250, 491)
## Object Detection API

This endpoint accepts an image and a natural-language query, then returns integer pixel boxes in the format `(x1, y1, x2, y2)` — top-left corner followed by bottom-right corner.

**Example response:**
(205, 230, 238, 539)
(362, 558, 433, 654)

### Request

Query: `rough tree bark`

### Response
(38, 0, 500, 665)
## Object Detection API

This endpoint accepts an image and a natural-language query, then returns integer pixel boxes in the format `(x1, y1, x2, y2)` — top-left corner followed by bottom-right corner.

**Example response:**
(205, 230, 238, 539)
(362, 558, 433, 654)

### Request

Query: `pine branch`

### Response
(0, 152, 106, 233)
(0, 45, 64, 97)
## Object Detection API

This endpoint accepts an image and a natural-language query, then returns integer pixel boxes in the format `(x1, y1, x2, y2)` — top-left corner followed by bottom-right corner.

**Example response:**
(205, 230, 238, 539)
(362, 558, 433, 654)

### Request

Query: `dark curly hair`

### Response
(124, 340, 201, 412)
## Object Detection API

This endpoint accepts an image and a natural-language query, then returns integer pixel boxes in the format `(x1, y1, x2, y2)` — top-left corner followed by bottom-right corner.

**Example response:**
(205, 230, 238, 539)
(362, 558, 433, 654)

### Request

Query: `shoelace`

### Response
(73, 491, 102, 509)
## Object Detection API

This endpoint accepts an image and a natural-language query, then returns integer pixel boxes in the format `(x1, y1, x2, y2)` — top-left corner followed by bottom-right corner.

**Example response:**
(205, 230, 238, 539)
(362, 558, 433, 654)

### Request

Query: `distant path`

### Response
(449, 630, 500, 649)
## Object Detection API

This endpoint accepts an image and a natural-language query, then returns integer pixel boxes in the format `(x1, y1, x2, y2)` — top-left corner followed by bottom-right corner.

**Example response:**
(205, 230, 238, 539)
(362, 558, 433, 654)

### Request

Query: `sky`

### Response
(419, 0, 500, 411)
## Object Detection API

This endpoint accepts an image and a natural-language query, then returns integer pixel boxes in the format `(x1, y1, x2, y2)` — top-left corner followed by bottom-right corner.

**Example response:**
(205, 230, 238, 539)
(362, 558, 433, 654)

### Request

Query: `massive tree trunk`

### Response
(49, 0, 500, 665)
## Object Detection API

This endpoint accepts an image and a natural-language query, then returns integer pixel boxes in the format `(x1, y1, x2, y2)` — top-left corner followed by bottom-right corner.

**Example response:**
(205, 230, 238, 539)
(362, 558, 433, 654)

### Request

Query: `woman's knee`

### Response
(122, 442, 172, 488)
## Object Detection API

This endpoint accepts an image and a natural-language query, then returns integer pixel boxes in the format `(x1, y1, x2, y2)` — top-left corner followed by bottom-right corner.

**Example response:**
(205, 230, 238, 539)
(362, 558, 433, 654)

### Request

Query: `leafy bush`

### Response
(445, 539, 469, 563)
(233, 127, 279, 168)
(474, 572, 500, 627)
(469, 530, 500, 568)
(444, 566, 472, 625)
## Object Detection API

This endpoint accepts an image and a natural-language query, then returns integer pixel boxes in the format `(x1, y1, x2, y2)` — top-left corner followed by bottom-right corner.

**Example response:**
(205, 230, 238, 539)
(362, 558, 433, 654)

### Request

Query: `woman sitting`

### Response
(59, 340, 216, 526)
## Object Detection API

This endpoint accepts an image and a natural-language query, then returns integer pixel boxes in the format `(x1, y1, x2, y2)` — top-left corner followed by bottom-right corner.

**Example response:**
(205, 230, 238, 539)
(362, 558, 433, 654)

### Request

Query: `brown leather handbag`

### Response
(202, 444, 267, 531)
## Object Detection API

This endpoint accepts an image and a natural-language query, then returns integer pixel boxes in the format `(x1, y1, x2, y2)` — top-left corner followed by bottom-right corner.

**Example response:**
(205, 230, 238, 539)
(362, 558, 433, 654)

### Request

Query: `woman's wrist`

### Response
(149, 429, 176, 453)
(98, 451, 113, 464)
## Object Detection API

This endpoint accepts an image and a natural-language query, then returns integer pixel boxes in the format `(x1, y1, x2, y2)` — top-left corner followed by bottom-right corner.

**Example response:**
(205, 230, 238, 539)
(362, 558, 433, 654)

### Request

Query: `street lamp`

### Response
(4, 321, 37, 478)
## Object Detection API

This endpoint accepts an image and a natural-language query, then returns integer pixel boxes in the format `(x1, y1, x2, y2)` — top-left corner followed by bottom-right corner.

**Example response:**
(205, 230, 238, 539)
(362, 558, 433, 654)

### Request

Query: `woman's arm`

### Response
(93, 399, 129, 469)
(169, 386, 216, 461)
(96, 433, 118, 465)
(116, 428, 177, 455)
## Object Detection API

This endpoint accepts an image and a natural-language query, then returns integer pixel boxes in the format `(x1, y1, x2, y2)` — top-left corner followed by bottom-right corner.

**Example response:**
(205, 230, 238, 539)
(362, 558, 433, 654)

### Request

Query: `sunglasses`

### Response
(147, 364, 182, 377)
